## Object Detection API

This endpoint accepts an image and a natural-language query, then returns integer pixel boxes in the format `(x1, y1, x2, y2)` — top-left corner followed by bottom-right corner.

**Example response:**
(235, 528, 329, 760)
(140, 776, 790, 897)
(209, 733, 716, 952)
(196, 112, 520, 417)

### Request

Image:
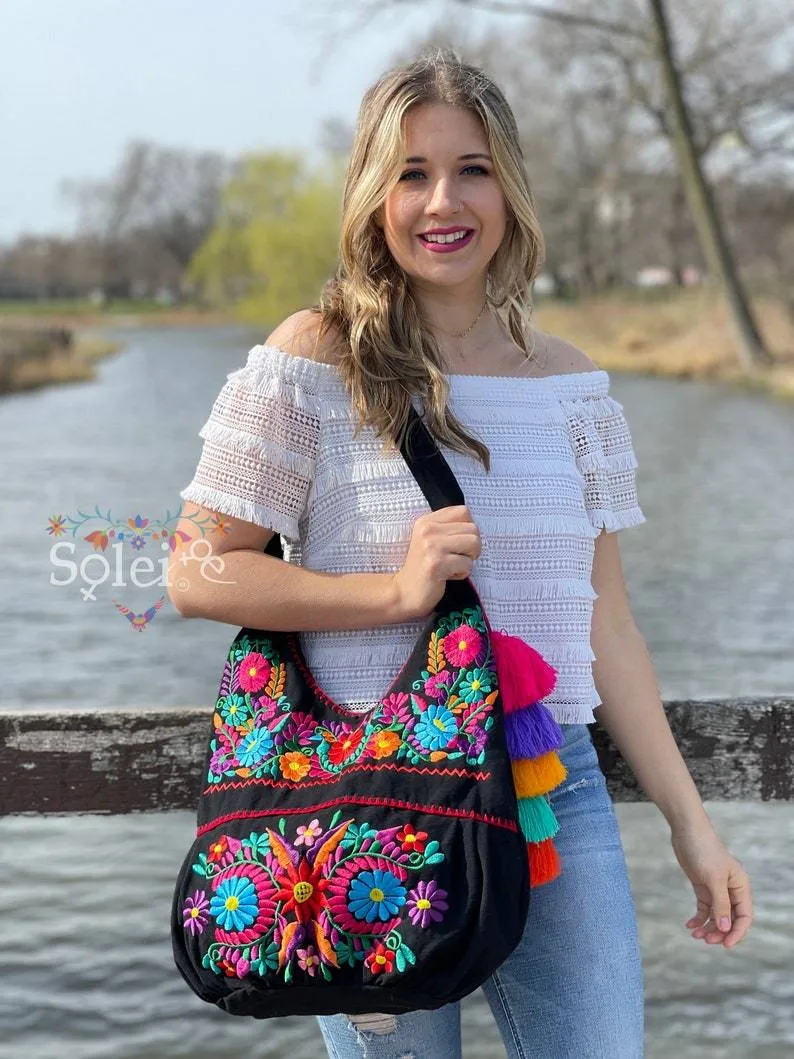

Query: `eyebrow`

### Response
(403, 153, 492, 163)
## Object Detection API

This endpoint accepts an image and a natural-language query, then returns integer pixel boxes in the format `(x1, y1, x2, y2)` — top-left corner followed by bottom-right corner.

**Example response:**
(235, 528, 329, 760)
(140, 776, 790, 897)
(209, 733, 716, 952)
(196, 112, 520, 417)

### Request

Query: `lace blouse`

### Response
(180, 344, 646, 725)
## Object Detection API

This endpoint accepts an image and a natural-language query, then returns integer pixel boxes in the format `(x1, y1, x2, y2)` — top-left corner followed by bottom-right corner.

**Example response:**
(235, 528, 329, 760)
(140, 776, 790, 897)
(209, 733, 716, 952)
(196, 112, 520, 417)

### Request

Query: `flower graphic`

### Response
(458, 666, 495, 704)
(296, 945, 321, 975)
(210, 875, 259, 932)
(236, 727, 274, 768)
(295, 818, 322, 847)
(207, 836, 229, 863)
(182, 889, 210, 935)
(280, 751, 311, 782)
(367, 729, 401, 760)
(218, 694, 250, 724)
(327, 727, 365, 767)
(130, 534, 146, 551)
(425, 670, 454, 700)
(47, 515, 67, 537)
(380, 691, 411, 725)
(211, 514, 231, 535)
(442, 624, 484, 668)
(127, 514, 149, 530)
(407, 880, 448, 928)
(413, 703, 457, 751)
(348, 869, 406, 923)
(396, 824, 428, 854)
(365, 943, 395, 975)
(273, 854, 328, 925)
(237, 652, 271, 693)
(84, 530, 110, 551)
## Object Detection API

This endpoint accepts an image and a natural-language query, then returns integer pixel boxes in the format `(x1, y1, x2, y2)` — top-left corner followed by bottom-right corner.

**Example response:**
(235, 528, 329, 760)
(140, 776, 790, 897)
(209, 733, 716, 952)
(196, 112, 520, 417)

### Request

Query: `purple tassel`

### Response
(505, 703, 564, 761)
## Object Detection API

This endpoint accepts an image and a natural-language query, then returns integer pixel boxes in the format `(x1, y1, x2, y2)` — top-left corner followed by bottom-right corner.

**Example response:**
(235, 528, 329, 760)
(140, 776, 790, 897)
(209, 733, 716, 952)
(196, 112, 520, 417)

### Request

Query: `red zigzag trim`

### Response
(197, 795, 519, 838)
(205, 762, 491, 795)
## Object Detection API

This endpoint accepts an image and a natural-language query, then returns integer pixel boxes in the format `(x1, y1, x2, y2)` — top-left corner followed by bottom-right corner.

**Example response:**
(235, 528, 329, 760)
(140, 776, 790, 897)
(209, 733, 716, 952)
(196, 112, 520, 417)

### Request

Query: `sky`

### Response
(0, 0, 501, 243)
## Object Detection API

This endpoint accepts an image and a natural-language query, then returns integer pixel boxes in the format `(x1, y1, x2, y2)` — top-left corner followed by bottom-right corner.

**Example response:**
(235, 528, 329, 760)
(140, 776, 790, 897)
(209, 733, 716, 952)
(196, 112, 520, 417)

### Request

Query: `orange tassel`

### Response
(528, 838, 562, 886)
(512, 752, 567, 799)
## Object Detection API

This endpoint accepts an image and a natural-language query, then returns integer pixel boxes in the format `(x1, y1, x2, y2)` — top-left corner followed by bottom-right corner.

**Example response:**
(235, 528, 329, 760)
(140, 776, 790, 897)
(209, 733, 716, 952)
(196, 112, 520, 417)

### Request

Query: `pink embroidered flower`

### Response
(295, 818, 322, 847)
(297, 945, 320, 975)
(407, 880, 448, 928)
(380, 691, 411, 725)
(237, 652, 271, 693)
(182, 889, 210, 935)
(442, 625, 484, 669)
(425, 670, 454, 700)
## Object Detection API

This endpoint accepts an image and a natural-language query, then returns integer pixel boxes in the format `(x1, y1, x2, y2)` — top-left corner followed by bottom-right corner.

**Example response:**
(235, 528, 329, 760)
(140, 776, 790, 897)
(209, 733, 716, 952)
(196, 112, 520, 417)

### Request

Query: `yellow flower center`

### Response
(417, 898, 431, 910)
(342, 738, 351, 750)
(433, 717, 447, 730)
(369, 887, 385, 902)
(248, 667, 258, 677)
(293, 881, 314, 903)
(190, 907, 201, 918)
(471, 679, 481, 691)
(225, 896, 239, 911)
(375, 954, 387, 965)
(404, 833, 416, 844)
(458, 639, 468, 651)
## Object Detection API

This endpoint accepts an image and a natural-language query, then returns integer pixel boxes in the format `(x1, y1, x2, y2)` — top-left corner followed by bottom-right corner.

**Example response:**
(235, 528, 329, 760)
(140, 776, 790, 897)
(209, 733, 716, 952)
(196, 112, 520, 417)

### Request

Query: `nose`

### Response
(425, 176, 459, 218)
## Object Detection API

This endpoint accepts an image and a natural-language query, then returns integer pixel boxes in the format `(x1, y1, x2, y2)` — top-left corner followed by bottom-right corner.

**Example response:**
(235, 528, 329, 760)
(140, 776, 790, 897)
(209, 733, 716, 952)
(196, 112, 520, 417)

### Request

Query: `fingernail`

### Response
(719, 917, 731, 931)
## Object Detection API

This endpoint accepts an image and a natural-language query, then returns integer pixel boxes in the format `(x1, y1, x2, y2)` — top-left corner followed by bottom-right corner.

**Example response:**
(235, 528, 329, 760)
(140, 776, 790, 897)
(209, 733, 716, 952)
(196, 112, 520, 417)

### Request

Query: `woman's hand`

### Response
(392, 505, 481, 621)
(670, 820, 753, 949)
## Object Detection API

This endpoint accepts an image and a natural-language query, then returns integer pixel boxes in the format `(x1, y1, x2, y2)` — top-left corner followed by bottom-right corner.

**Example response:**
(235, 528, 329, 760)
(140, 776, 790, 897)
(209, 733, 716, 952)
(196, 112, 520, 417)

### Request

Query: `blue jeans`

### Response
(316, 724, 645, 1058)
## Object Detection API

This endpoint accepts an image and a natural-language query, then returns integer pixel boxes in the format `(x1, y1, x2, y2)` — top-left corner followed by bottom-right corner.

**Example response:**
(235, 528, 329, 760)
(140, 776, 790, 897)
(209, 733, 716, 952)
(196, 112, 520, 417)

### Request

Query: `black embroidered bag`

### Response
(171, 408, 567, 1018)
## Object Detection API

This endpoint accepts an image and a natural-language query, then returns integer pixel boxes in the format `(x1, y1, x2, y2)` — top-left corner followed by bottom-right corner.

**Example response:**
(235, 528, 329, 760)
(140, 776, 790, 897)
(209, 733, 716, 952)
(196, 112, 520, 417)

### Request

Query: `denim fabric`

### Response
(316, 724, 645, 1058)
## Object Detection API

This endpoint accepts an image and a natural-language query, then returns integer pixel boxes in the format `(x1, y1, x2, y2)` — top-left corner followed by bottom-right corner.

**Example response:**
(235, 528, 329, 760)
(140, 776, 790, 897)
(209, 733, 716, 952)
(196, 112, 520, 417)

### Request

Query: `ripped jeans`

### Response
(316, 724, 645, 1059)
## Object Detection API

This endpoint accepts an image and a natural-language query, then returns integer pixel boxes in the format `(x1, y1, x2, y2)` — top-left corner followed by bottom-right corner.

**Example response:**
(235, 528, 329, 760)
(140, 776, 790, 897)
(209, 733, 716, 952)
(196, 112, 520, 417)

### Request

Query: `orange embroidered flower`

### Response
(395, 824, 428, 854)
(368, 730, 401, 760)
(207, 835, 229, 863)
(280, 751, 311, 782)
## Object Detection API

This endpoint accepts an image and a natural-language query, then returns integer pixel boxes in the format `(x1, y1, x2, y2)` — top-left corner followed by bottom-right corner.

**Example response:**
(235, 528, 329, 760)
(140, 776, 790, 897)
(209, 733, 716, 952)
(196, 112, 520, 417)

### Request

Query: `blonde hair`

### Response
(318, 48, 545, 469)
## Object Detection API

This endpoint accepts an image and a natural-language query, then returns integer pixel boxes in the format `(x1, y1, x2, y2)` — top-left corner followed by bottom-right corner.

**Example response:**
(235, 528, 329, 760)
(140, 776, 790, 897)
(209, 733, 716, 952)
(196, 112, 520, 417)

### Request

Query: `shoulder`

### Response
(265, 309, 347, 368)
(532, 329, 600, 376)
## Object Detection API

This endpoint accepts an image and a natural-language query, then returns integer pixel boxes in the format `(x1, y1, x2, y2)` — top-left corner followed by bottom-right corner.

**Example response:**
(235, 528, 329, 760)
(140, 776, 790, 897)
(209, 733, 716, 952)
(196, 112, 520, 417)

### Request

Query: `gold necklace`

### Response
(435, 301, 488, 340)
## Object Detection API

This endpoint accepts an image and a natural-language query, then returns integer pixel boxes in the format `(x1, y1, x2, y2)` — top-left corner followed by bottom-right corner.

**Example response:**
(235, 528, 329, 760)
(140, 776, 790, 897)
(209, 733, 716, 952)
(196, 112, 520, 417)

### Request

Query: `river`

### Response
(1, 324, 792, 1058)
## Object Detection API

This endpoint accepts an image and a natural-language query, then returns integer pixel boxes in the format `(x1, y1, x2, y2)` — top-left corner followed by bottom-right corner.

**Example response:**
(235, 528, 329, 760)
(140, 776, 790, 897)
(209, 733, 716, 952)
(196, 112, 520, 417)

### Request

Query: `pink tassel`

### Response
(490, 630, 557, 714)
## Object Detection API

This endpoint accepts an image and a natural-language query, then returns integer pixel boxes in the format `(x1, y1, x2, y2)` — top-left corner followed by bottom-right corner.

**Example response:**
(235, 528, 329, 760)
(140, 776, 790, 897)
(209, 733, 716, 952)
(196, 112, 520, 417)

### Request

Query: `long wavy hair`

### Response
(317, 49, 545, 470)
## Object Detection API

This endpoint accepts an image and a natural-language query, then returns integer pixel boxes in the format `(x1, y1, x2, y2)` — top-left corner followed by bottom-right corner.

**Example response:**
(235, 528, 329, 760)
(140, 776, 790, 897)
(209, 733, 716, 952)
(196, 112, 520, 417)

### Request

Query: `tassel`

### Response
(528, 838, 562, 886)
(490, 630, 557, 714)
(512, 752, 567, 799)
(505, 703, 564, 761)
(517, 794, 559, 844)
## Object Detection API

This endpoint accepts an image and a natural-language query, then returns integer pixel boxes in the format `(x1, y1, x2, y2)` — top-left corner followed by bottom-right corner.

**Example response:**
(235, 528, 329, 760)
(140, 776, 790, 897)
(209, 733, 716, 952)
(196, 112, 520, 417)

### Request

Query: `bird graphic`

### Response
(111, 595, 167, 631)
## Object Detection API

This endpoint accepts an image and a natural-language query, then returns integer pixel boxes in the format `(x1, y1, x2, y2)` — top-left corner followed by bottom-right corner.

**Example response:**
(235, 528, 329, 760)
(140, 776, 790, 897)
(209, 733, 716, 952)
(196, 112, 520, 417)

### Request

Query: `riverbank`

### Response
(0, 326, 123, 395)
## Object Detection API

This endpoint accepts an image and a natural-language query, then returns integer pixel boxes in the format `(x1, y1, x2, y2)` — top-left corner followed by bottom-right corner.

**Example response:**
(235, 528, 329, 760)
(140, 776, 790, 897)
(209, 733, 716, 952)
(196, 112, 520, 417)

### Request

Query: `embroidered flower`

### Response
(236, 726, 274, 768)
(367, 729, 401, 760)
(458, 666, 494, 704)
(407, 880, 448, 928)
(424, 670, 454, 700)
(218, 694, 250, 724)
(348, 869, 406, 923)
(207, 836, 229, 863)
(279, 751, 311, 781)
(380, 691, 411, 725)
(297, 945, 321, 976)
(273, 855, 329, 924)
(237, 652, 271, 693)
(442, 624, 484, 668)
(395, 824, 428, 854)
(365, 943, 395, 975)
(327, 727, 365, 767)
(295, 818, 322, 847)
(130, 534, 146, 550)
(182, 889, 210, 934)
(413, 703, 457, 751)
(210, 875, 259, 932)
(47, 514, 67, 537)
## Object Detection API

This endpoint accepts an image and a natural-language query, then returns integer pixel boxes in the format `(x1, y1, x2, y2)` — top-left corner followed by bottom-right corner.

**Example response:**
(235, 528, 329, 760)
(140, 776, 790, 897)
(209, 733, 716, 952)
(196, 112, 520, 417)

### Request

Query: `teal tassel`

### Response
(517, 795, 559, 844)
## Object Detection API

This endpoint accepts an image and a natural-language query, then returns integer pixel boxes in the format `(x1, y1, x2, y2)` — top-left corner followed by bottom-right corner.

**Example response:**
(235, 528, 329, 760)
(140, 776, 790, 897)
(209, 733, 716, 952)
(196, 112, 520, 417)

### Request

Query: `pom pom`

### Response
(490, 630, 557, 714)
(512, 752, 567, 799)
(505, 703, 564, 761)
(517, 794, 559, 844)
(528, 838, 562, 887)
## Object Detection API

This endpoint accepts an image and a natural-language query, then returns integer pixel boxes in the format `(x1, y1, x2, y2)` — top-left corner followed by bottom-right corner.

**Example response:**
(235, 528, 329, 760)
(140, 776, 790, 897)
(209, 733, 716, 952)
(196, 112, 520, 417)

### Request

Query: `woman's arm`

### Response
(589, 529, 753, 948)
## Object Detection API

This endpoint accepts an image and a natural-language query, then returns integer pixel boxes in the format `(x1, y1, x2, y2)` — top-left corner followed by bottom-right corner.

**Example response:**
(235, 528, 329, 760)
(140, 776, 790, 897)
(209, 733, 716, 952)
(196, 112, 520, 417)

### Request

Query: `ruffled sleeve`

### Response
(179, 345, 323, 540)
(560, 372, 646, 533)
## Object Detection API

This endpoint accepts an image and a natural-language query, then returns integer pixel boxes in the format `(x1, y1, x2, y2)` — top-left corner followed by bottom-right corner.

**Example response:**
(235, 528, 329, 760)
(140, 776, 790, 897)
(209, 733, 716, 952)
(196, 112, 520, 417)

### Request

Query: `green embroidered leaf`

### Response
(424, 840, 440, 858)
(278, 817, 286, 836)
(330, 809, 342, 828)
(400, 943, 416, 966)
(243, 947, 251, 960)
(395, 949, 406, 973)
(425, 852, 445, 865)
(284, 961, 293, 984)
(320, 963, 333, 980)
(191, 862, 207, 877)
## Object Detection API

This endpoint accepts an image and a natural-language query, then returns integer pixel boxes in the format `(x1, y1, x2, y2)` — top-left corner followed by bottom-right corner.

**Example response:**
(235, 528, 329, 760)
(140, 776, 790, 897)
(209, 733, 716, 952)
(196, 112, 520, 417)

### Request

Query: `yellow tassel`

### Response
(512, 751, 567, 799)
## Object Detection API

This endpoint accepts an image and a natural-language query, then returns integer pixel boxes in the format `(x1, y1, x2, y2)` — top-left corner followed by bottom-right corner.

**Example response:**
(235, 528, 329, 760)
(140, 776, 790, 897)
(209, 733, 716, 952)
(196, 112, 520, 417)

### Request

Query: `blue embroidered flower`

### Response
(413, 703, 457, 751)
(458, 667, 494, 704)
(236, 726, 273, 767)
(219, 694, 250, 724)
(348, 869, 406, 922)
(210, 875, 259, 931)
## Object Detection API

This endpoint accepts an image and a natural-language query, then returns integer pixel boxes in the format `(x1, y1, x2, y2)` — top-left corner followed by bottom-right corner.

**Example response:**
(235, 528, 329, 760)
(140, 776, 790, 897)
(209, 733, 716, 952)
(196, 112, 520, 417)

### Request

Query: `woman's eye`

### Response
(399, 170, 425, 181)
(462, 164, 488, 176)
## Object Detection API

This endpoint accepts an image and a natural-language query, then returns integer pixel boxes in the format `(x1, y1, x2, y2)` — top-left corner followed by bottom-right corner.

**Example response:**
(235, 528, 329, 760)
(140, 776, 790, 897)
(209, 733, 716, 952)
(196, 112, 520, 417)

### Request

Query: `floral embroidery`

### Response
(184, 812, 448, 983)
(206, 607, 497, 788)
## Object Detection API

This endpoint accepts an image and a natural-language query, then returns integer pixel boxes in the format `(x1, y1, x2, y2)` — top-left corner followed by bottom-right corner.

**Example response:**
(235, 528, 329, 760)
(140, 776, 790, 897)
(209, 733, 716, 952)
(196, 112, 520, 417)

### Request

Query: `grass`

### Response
(0, 328, 121, 395)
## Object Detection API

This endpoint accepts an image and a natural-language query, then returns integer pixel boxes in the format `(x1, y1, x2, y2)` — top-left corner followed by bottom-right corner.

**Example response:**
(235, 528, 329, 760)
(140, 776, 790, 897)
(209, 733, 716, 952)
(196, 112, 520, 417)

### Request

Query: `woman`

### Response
(173, 50, 752, 1059)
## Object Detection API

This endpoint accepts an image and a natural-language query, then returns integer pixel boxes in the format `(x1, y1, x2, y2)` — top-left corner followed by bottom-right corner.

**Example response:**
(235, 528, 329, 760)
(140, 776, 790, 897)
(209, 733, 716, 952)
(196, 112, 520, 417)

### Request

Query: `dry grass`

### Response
(0, 329, 121, 395)
(535, 289, 794, 400)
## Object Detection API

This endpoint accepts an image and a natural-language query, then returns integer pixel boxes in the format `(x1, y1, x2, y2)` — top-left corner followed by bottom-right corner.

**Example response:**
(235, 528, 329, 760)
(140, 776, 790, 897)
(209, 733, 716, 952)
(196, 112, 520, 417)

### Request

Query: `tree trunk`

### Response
(647, 0, 772, 368)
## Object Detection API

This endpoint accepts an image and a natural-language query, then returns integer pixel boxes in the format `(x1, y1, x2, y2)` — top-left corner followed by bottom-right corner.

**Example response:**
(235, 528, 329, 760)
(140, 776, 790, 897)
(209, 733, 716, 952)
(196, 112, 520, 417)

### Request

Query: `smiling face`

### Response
(379, 103, 509, 295)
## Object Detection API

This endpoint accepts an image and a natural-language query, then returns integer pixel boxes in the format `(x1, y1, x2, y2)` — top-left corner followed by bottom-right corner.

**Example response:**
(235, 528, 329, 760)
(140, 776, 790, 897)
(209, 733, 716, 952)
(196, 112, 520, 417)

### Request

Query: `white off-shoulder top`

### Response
(180, 344, 645, 725)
